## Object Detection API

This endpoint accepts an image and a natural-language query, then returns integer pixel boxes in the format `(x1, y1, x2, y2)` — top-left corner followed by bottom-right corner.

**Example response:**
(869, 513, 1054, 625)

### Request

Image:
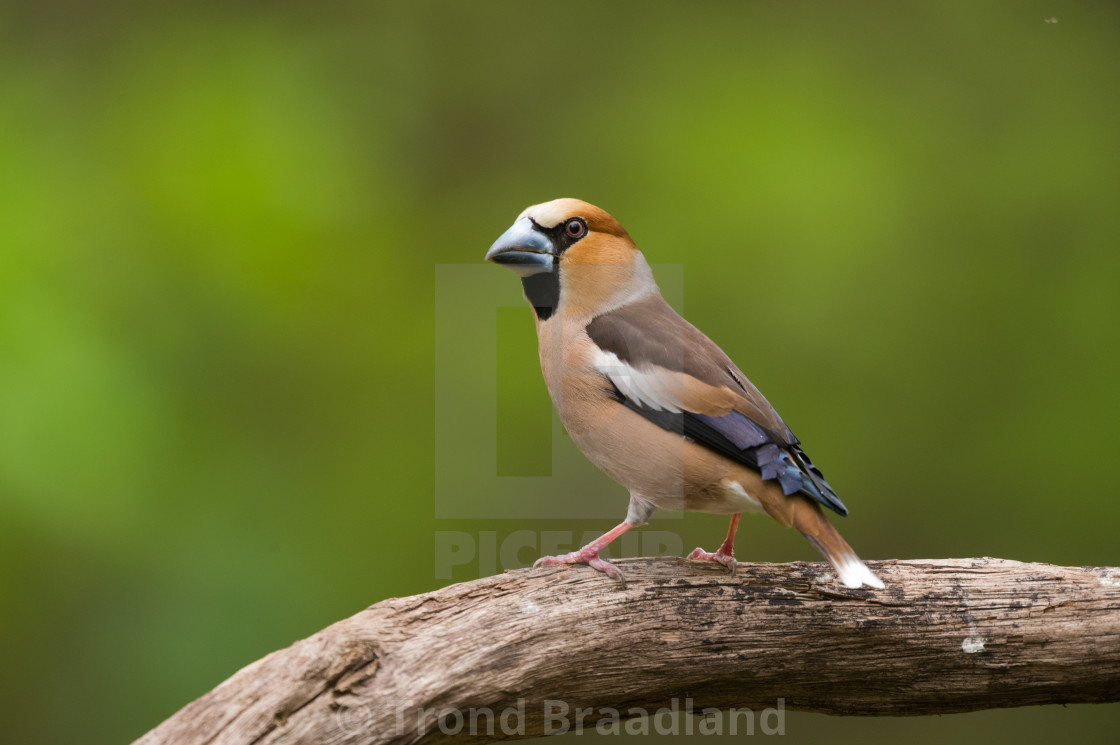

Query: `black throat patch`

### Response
(516, 217, 588, 322)
(521, 270, 559, 321)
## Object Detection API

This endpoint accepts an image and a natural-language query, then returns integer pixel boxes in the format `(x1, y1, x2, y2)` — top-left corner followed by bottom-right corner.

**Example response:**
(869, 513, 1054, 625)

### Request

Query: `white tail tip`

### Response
(836, 553, 885, 589)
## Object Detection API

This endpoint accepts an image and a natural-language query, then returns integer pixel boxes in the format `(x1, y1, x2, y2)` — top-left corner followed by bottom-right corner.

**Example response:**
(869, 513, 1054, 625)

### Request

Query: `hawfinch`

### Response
(485, 199, 883, 590)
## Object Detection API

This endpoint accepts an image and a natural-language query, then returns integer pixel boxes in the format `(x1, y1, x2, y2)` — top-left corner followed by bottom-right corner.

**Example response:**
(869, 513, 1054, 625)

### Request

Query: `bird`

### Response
(484, 198, 884, 589)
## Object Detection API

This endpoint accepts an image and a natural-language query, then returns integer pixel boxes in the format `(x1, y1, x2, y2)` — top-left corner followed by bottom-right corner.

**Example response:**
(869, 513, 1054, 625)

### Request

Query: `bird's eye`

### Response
(565, 218, 586, 239)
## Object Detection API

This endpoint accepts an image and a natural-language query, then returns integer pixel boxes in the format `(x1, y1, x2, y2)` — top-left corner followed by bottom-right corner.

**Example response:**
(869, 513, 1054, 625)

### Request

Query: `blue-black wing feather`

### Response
(608, 387, 849, 517)
(588, 295, 849, 517)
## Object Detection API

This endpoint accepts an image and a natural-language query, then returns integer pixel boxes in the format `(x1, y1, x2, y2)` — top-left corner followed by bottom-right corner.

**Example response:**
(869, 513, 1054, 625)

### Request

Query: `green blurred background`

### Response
(1, 1, 1118, 743)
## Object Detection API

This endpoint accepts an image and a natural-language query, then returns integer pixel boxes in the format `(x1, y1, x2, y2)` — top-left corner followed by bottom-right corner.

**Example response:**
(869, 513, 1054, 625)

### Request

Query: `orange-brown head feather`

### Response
(516, 199, 654, 317)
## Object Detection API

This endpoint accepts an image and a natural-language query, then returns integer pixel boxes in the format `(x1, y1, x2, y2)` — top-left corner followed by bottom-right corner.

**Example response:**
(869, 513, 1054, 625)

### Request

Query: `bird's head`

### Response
(485, 198, 657, 319)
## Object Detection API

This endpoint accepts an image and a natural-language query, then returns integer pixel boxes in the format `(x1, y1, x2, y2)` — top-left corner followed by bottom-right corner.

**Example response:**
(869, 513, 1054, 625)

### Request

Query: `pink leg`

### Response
(534, 521, 635, 584)
(687, 513, 741, 574)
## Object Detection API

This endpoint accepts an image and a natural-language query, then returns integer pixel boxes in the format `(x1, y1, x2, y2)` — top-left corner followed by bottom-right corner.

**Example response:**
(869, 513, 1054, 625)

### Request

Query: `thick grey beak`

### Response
(484, 217, 555, 276)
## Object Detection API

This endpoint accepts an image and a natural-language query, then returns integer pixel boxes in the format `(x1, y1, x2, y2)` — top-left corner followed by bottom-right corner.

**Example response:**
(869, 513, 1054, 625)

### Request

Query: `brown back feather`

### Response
(586, 295, 795, 444)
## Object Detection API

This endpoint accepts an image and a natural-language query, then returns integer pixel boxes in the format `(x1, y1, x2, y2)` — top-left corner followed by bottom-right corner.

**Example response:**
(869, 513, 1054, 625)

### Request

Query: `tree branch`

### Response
(134, 558, 1120, 745)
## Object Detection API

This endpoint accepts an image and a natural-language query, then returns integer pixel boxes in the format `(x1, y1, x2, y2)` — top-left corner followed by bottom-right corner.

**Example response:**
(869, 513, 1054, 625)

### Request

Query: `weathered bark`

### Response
(134, 558, 1120, 745)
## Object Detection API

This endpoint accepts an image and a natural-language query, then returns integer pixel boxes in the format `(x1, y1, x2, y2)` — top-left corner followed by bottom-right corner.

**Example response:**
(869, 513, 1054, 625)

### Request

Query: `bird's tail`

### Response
(788, 497, 884, 589)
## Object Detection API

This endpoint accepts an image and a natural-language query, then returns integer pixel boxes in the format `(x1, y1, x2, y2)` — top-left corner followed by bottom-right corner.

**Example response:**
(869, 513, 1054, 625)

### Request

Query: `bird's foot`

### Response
(687, 547, 737, 575)
(534, 547, 626, 586)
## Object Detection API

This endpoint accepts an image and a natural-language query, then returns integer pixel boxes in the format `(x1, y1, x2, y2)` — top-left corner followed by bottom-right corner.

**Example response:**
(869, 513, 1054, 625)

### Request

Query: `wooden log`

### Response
(134, 558, 1120, 745)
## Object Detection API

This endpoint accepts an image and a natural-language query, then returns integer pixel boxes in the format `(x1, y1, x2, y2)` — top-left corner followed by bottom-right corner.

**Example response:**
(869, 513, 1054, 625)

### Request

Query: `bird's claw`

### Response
(687, 547, 737, 575)
(534, 549, 627, 586)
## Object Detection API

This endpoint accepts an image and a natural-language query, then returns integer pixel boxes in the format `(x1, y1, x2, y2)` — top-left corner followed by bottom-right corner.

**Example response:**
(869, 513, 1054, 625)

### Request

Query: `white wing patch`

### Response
(593, 349, 683, 413)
